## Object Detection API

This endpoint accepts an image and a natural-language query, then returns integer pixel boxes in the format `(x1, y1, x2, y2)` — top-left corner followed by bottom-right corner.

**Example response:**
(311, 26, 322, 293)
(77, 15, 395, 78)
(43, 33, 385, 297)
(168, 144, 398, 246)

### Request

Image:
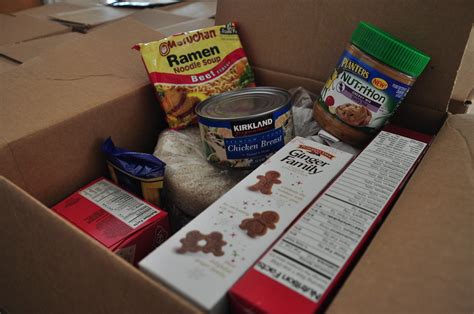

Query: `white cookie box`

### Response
(139, 136, 353, 313)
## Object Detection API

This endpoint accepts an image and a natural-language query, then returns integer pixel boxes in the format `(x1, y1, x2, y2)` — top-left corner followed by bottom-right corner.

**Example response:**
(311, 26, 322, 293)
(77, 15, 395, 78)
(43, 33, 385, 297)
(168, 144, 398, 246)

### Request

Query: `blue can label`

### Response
(199, 104, 293, 168)
(225, 128, 285, 159)
(319, 49, 412, 132)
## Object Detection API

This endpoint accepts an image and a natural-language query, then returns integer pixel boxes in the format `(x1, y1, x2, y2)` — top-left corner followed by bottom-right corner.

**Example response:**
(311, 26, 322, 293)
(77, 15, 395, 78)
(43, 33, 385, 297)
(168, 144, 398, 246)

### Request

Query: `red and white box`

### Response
(139, 137, 353, 313)
(229, 126, 433, 313)
(52, 178, 170, 265)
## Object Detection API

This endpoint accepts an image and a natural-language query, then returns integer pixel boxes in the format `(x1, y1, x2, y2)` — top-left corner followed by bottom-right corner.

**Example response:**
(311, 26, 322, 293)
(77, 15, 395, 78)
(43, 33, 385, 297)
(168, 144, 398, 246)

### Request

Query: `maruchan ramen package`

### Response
(134, 23, 256, 129)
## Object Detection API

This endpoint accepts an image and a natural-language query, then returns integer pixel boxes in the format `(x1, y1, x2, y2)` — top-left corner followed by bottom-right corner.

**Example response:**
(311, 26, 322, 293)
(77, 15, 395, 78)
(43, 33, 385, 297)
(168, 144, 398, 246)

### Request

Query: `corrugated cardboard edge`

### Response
(0, 13, 70, 46)
(0, 176, 202, 314)
(0, 32, 82, 63)
(15, 3, 85, 20)
(327, 114, 474, 314)
(449, 25, 474, 113)
(49, 6, 136, 29)
(0, 19, 168, 205)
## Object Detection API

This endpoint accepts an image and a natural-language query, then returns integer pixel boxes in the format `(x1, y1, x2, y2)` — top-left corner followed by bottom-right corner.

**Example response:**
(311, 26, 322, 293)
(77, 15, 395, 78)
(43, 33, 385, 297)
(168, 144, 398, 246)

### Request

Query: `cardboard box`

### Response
(157, 18, 215, 37)
(0, 19, 165, 206)
(0, 13, 70, 46)
(52, 178, 170, 265)
(140, 137, 353, 312)
(0, 8, 75, 72)
(0, 32, 82, 64)
(15, 2, 86, 20)
(0, 57, 19, 74)
(449, 25, 473, 114)
(160, 1, 217, 19)
(129, 8, 193, 31)
(0, 0, 42, 14)
(0, 1, 473, 313)
(49, 6, 138, 32)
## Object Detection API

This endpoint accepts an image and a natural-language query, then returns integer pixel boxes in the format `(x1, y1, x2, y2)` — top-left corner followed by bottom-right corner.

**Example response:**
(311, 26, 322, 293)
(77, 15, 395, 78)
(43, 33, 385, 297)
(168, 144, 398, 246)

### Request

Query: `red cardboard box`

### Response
(229, 126, 433, 313)
(52, 178, 169, 265)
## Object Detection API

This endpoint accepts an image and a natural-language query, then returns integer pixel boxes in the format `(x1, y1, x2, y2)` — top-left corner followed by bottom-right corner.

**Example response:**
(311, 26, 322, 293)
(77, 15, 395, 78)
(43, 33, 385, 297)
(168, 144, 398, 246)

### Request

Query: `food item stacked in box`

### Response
(132, 19, 433, 312)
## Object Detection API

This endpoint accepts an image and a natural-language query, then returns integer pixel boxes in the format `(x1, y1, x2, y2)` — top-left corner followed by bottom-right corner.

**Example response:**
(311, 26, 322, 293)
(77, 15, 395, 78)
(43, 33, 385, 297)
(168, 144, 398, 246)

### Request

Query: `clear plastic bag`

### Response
(154, 127, 249, 221)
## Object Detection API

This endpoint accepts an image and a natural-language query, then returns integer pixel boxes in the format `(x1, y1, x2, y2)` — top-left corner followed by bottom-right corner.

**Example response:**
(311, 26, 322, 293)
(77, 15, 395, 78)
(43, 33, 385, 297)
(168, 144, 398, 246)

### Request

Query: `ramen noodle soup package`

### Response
(134, 23, 256, 129)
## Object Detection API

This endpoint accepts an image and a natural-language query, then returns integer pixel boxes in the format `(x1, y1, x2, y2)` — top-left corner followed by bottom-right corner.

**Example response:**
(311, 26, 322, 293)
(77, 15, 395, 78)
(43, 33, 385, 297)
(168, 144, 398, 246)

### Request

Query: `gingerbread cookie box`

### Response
(139, 137, 353, 312)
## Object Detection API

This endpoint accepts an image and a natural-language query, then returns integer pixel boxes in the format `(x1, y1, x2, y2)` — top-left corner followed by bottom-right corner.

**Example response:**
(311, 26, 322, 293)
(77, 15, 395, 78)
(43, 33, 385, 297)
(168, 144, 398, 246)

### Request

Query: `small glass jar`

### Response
(314, 21, 430, 147)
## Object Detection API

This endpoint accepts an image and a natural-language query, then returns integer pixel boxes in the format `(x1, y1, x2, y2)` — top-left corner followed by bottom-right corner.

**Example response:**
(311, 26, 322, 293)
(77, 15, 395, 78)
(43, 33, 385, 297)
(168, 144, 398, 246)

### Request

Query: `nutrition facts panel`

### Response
(80, 179, 159, 229)
(255, 131, 427, 302)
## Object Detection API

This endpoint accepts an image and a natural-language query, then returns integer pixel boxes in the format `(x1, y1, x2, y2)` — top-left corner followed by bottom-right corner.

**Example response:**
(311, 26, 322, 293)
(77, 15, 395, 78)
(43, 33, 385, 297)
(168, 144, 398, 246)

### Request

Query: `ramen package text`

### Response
(134, 23, 255, 129)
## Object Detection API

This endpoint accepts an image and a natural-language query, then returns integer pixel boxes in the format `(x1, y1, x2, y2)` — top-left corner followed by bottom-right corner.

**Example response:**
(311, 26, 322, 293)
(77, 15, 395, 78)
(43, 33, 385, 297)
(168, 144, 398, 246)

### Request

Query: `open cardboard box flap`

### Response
(0, 176, 199, 313)
(0, 13, 70, 46)
(0, 32, 83, 63)
(128, 8, 193, 31)
(1, 114, 472, 313)
(216, 0, 473, 120)
(0, 18, 166, 206)
(0, 1, 473, 313)
(15, 2, 86, 20)
(327, 113, 474, 313)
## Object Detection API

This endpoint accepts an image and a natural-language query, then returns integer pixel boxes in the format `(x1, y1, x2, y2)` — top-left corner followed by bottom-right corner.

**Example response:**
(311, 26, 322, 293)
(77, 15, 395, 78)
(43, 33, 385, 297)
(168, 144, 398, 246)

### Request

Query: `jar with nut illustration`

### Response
(314, 21, 430, 147)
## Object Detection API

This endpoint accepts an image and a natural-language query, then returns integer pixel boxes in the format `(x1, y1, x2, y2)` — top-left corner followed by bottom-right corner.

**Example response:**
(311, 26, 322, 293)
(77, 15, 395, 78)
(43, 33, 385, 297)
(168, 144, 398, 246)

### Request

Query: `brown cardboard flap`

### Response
(15, 2, 85, 20)
(0, 19, 166, 205)
(0, 176, 201, 314)
(0, 18, 161, 144)
(129, 8, 192, 31)
(451, 25, 474, 104)
(0, 32, 82, 63)
(327, 114, 474, 314)
(390, 102, 448, 135)
(0, 13, 70, 46)
(162, 1, 217, 19)
(0, 56, 19, 73)
(158, 18, 215, 36)
(49, 6, 136, 29)
(3, 85, 162, 207)
(216, 0, 473, 114)
(449, 98, 472, 115)
(253, 66, 324, 93)
(0, 140, 25, 190)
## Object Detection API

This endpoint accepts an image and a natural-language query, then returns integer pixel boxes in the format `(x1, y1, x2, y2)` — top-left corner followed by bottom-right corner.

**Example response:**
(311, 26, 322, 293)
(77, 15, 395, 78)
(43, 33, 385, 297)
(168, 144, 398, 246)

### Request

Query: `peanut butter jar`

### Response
(314, 21, 430, 147)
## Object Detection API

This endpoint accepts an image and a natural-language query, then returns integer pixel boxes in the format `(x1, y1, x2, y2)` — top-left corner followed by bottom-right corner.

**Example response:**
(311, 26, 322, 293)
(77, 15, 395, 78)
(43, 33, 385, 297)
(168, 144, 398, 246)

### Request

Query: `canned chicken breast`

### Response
(196, 87, 294, 168)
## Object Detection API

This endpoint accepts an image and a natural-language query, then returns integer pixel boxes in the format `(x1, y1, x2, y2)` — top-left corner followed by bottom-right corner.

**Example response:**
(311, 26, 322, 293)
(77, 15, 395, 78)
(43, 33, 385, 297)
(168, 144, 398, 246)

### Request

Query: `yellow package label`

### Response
(135, 23, 256, 129)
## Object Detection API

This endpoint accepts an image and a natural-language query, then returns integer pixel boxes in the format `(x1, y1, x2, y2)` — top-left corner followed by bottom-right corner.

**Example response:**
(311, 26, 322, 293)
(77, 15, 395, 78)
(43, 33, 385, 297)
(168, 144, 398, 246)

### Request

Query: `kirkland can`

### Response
(196, 87, 294, 168)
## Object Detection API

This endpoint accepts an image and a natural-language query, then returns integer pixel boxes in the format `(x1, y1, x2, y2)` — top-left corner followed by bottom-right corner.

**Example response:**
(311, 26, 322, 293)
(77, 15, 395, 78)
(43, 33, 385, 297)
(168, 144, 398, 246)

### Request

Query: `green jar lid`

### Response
(351, 21, 430, 77)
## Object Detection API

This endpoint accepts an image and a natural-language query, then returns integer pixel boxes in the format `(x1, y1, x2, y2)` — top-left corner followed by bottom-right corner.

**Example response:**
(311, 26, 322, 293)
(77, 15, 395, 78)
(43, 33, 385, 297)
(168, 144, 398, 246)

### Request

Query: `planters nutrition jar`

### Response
(314, 21, 430, 146)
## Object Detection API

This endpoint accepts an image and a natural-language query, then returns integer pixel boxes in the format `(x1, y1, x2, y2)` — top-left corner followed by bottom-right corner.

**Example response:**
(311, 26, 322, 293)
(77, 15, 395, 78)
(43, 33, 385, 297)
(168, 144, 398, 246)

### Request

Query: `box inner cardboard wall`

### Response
(215, 0, 472, 122)
(0, 19, 167, 206)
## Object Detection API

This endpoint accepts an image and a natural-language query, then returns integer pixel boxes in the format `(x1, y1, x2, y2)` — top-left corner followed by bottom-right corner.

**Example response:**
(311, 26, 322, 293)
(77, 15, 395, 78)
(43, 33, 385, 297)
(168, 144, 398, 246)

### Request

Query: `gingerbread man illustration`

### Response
(202, 232, 226, 256)
(176, 230, 227, 257)
(240, 211, 280, 238)
(248, 170, 282, 195)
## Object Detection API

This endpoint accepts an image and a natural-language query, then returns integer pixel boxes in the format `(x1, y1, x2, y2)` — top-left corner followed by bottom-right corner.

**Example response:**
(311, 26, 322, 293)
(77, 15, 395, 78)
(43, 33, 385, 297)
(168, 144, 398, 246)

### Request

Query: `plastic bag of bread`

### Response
(134, 22, 255, 129)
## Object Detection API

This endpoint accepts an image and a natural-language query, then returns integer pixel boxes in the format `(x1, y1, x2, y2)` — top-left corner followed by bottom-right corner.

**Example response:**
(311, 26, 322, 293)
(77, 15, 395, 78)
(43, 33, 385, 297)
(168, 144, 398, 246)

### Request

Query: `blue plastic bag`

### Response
(102, 137, 166, 206)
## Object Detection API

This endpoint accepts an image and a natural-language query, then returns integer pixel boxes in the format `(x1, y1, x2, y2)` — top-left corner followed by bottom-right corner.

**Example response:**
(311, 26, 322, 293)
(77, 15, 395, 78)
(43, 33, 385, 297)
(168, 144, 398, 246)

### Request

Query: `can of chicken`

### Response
(196, 87, 294, 168)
